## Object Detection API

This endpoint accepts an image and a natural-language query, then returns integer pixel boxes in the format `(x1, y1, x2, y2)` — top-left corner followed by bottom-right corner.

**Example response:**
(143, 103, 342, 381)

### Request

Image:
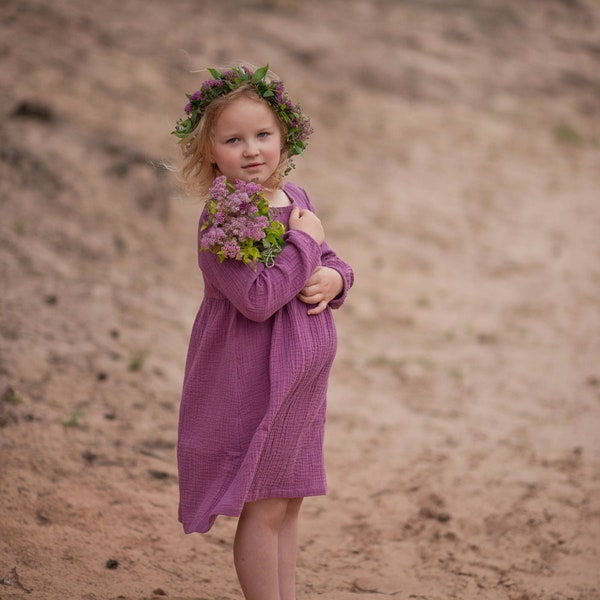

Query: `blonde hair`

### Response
(179, 84, 293, 200)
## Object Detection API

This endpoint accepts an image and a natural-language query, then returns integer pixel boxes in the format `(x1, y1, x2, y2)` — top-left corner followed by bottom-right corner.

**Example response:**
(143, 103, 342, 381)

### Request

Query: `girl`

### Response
(173, 64, 354, 600)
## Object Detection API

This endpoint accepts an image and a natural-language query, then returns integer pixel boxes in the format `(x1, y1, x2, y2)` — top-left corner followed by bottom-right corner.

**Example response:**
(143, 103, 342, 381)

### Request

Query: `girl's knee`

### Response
(241, 498, 289, 529)
(284, 497, 303, 519)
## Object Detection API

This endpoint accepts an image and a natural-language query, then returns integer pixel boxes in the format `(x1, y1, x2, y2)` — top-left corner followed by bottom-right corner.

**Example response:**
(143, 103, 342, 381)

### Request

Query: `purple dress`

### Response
(177, 182, 354, 534)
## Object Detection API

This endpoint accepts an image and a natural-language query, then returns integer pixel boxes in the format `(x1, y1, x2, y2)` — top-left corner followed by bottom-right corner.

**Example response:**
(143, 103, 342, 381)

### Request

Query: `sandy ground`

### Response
(1, 0, 600, 598)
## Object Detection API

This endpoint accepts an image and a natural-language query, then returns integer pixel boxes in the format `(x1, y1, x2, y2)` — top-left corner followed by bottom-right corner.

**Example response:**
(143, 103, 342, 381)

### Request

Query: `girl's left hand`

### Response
(297, 266, 344, 315)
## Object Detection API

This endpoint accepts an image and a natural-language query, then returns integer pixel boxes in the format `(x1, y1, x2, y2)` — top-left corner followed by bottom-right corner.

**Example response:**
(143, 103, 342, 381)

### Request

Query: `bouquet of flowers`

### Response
(199, 176, 286, 268)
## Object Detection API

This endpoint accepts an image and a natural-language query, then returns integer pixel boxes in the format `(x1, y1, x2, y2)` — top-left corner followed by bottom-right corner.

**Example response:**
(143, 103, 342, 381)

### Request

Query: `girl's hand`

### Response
(288, 207, 325, 245)
(297, 266, 344, 315)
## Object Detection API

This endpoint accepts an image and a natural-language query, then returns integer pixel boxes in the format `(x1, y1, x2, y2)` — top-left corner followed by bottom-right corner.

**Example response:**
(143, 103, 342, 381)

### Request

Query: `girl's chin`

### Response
(227, 173, 262, 183)
(219, 170, 275, 187)
(242, 174, 268, 185)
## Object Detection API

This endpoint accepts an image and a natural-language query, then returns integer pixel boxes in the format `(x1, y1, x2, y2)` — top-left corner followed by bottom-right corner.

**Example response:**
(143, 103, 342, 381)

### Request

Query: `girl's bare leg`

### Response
(234, 497, 289, 600)
(278, 498, 303, 600)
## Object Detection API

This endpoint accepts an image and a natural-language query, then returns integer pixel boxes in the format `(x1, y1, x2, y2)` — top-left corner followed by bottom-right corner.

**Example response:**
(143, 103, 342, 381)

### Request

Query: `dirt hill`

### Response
(1, 0, 599, 598)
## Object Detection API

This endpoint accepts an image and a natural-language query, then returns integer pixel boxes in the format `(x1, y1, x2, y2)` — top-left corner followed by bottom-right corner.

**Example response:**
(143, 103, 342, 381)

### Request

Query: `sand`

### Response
(1, 0, 599, 598)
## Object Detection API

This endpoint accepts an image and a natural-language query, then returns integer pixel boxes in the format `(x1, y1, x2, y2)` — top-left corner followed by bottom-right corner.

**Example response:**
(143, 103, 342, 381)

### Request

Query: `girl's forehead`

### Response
(217, 96, 277, 126)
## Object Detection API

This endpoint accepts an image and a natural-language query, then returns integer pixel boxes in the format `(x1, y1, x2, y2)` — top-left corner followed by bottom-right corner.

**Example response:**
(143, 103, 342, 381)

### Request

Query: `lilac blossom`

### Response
(199, 176, 286, 267)
(209, 176, 229, 200)
(221, 240, 242, 260)
(199, 225, 226, 247)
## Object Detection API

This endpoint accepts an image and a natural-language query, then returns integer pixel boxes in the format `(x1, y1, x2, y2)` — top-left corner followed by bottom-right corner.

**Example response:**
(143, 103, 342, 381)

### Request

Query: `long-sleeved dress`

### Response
(177, 181, 354, 534)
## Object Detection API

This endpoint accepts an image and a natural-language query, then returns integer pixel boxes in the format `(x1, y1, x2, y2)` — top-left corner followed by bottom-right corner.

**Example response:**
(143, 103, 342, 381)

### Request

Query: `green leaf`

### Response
(207, 68, 221, 79)
(251, 65, 269, 84)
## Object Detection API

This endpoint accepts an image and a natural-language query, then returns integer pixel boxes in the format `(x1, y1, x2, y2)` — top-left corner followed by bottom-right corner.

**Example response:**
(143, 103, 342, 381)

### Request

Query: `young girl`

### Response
(173, 64, 354, 600)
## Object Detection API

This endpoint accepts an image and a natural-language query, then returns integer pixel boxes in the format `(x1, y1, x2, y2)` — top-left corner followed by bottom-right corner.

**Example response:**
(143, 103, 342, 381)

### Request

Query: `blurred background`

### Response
(1, 1, 599, 598)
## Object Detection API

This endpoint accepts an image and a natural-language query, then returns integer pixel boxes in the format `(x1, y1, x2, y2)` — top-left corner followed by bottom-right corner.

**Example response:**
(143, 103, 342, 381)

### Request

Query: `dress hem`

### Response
(179, 487, 328, 534)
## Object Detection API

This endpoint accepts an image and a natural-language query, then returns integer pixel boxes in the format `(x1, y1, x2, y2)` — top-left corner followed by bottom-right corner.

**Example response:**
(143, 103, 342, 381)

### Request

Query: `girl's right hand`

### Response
(288, 207, 325, 245)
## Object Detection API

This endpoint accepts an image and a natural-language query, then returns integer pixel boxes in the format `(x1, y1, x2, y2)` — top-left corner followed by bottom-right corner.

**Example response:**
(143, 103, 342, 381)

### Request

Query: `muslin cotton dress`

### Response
(177, 181, 354, 534)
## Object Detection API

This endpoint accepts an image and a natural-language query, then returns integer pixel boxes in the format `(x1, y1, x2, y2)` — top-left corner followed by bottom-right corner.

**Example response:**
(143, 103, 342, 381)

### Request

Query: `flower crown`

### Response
(172, 65, 313, 167)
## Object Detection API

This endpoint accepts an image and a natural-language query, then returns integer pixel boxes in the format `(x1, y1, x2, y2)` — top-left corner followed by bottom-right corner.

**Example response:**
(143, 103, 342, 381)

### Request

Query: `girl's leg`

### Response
(278, 497, 303, 600)
(234, 497, 289, 600)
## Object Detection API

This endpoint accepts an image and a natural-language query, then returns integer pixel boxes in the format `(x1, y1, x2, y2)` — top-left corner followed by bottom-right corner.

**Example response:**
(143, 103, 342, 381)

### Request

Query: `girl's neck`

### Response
(265, 187, 291, 208)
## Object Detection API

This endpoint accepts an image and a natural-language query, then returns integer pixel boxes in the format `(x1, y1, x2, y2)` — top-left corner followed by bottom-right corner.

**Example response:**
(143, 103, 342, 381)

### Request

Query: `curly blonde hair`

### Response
(179, 84, 295, 200)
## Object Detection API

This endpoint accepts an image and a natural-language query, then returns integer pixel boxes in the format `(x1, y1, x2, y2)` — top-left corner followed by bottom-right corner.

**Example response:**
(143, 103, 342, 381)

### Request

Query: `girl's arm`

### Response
(296, 245, 354, 315)
(318, 240, 354, 309)
(291, 185, 354, 311)
(200, 229, 322, 322)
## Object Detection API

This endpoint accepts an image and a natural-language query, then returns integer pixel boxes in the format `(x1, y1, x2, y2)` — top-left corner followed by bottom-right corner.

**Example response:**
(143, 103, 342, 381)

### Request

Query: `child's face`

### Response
(211, 96, 283, 186)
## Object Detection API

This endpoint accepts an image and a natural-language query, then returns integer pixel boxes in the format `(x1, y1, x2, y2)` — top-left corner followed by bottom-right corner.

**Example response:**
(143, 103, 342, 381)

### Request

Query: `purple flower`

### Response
(203, 79, 225, 89)
(200, 175, 285, 266)
(232, 178, 248, 192)
(245, 181, 262, 196)
(226, 191, 249, 212)
(209, 176, 229, 200)
(199, 225, 226, 248)
(250, 216, 269, 240)
(221, 239, 242, 259)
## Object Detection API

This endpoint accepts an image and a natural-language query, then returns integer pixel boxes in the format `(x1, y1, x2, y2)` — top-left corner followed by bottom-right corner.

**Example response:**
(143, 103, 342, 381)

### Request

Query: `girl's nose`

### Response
(243, 141, 259, 156)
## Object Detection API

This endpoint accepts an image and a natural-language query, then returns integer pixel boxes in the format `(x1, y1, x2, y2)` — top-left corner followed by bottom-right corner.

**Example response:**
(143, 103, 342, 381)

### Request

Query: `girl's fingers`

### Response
(306, 300, 328, 316)
(297, 292, 318, 303)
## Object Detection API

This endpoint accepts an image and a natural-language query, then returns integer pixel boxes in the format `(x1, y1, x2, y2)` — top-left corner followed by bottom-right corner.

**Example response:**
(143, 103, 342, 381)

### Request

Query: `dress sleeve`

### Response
(199, 229, 322, 322)
(292, 185, 354, 310)
(320, 240, 354, 310)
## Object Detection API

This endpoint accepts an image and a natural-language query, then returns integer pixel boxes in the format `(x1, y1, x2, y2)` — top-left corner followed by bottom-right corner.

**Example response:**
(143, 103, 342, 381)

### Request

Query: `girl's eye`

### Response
(257, 132, 269, 139)
(226, 137, 239, 144)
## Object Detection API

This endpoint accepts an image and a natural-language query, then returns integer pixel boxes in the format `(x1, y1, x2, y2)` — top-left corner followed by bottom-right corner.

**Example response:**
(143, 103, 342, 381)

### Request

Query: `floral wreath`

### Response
(172, 64, 313, 169)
